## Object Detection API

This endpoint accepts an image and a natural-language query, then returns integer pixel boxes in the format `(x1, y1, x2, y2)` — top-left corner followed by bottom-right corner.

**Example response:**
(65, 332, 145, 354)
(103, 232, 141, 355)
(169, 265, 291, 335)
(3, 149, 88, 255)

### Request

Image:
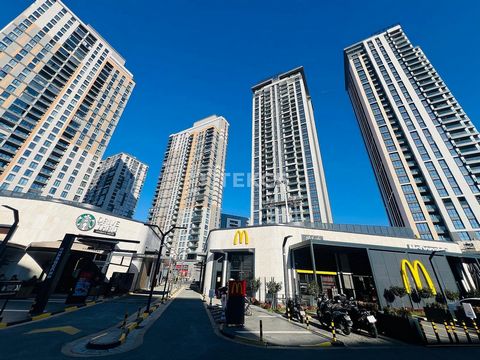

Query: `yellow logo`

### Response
(233, 230, 249, 245)
(401, 259, 437, 295)
(229, 281, 244, 296)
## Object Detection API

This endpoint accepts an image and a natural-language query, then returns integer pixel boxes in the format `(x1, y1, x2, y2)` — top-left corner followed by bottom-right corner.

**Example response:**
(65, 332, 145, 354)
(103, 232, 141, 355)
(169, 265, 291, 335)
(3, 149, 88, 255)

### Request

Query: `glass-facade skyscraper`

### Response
(345, 25, 480, 243)
(251, 67, 332, 225)
(0, 0, 134, 201)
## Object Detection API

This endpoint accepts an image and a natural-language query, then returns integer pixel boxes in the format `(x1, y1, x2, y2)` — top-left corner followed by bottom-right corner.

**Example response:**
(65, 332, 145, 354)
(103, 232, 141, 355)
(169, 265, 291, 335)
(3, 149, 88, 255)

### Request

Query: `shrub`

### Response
(390, 286, 407, 298)
(445, 290, 459, 301)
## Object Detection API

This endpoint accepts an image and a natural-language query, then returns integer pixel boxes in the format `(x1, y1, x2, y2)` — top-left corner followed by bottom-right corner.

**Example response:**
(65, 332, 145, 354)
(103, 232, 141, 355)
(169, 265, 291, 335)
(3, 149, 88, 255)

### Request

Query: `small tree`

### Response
(266, 280, 282, 310)
(306, 281, 320, 298)
(249, 278, 261, 300)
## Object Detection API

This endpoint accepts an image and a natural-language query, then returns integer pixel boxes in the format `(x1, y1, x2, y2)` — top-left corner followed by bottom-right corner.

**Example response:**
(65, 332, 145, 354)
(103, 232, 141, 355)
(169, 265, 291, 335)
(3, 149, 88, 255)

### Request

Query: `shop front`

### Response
(203, 223, 480, 309)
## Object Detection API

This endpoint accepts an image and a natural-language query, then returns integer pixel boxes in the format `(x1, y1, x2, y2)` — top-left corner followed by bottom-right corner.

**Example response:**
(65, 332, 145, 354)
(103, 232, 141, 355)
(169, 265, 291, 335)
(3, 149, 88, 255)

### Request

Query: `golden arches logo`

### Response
(401, 259, 437, 295)
(233, 230, 249, 245)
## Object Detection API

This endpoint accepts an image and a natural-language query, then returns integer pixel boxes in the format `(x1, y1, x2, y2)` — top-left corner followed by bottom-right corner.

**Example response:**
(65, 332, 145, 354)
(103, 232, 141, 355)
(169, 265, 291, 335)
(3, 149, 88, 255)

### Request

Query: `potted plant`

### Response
(383, 288, 395, 304)
(390, 286, 407, 298)
(445, 290, 459, 302)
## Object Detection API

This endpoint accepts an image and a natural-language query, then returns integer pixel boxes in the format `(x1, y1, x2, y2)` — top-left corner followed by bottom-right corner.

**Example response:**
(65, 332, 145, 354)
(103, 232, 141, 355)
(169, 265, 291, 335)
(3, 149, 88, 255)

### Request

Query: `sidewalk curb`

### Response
(0, 295, 125, 330)
(86, 286, 184, 350)
(207, 304, 344, 348)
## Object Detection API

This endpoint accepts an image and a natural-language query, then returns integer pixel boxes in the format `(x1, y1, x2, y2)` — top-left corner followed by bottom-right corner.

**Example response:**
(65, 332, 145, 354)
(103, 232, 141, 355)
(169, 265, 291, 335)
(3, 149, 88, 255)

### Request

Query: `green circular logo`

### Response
(76, 214, 96, 231)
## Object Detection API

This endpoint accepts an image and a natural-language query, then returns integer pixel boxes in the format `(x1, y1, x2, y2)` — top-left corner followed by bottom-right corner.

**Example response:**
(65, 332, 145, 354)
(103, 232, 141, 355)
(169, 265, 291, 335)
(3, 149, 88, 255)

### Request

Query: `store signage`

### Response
(228, 280, 246, 297)
(233, 230, 249, 245)
(75, 213, 120, 236)
(463, 303, 477, 319)
(76, 214, 96, 231)
(407, 244, 448, 252)
(401, 259, 437, 295)
(93, 217, 120, 236)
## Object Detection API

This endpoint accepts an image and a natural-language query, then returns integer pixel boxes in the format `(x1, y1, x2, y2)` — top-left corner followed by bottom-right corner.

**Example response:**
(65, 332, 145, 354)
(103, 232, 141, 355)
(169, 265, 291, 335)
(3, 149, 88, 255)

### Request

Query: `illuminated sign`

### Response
(401, 259, 437, 295)
(233, 230, 249, 245)
(228, 280, 246, 297)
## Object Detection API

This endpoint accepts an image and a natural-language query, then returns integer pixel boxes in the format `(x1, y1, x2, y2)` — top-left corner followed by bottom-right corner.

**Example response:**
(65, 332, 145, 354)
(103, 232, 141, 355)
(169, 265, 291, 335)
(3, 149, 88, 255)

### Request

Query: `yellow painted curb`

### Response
(0, 323, 7, 329)
(85, 301, 95, 306)
(65, 306, 78, 312)
(127, 323, 137, 332)
(119, 333, 126, 343)
(31, 313, 52, 321)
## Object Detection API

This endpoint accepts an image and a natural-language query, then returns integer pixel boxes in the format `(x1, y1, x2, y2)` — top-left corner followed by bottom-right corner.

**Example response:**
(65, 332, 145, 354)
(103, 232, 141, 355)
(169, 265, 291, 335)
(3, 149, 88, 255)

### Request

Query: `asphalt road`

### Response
(0, 289, 479, 359)
(0, 294, 152, 360)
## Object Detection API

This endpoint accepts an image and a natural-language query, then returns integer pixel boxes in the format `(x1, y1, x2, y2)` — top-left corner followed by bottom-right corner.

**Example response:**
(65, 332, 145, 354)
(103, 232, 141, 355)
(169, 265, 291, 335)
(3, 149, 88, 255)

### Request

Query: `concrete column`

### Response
(221, 253, 228, 287)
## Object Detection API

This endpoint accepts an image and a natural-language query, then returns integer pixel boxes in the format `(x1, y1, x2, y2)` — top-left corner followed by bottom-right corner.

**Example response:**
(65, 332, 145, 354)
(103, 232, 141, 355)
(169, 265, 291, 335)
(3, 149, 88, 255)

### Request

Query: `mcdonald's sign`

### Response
(400, 259, 437, 295)
(228, 280, 246, 297)
(233, 230, 249, 245)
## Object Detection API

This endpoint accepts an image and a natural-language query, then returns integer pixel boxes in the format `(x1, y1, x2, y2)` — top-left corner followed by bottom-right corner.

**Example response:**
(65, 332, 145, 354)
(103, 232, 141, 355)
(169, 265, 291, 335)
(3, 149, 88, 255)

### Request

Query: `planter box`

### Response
(424, 307, 452, 323)
(376, 312, 424, 344)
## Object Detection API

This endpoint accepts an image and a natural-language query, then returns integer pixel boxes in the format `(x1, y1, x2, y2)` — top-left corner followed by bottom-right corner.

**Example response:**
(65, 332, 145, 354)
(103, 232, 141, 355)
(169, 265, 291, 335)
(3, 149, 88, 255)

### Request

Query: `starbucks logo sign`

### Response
(76, 214, 96, 231)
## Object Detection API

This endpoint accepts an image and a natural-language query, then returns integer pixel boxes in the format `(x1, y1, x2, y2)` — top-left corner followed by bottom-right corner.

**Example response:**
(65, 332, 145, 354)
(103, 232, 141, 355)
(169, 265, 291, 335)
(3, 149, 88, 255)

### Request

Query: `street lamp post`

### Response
(429, 250, 448, 304)
(282, 235, 293, 302)
(144, 224, 185, 313)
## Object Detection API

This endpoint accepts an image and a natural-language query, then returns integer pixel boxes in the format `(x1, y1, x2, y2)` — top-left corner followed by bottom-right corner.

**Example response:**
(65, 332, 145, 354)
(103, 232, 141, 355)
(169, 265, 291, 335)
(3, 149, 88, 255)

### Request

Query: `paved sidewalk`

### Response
(209, 302, 333, 347)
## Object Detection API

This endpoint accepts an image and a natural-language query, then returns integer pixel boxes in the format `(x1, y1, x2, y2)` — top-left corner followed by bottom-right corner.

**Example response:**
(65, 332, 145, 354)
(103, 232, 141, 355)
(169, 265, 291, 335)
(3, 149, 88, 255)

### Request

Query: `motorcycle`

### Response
(316, 294, 353, 335)
(345, 298, 378, 338)
(286, 298, 307, 323)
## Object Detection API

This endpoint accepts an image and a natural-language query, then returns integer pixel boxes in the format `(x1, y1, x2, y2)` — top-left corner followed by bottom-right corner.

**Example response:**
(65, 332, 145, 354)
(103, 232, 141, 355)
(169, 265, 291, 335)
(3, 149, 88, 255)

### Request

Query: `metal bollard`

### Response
(331, 321, 337, 343)
(288, 309, 291, 322)
(444, 321, 454, 343)
(306, 314, 310, 329)
(431, 322, 441, 343)
(472, 319, 480, 341)
(259, 320, 263, 342)
(122, 312, 128, 329)
(450, 321, 460, 343)
(461, 321, 472, 344)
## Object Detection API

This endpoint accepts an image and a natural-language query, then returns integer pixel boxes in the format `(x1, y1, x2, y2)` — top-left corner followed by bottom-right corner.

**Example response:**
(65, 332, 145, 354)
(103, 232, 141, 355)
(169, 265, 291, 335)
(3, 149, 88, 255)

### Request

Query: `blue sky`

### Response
(2, 0, 480, 224)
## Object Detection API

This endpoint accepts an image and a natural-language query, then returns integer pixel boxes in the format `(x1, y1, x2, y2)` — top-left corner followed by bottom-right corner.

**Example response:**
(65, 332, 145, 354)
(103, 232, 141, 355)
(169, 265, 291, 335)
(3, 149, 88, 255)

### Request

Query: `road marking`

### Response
(25, 326, 81, 335)
(257, 315, 275, 318)
(2, 309, 30, 312)
(237, 330, 311, 334)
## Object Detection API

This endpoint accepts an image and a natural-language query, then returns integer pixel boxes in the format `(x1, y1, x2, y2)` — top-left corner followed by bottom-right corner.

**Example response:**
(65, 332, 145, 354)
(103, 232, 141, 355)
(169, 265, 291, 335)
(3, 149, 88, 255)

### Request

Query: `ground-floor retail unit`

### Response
(0, 193, 163, 296)
(203, 223, 480, 309)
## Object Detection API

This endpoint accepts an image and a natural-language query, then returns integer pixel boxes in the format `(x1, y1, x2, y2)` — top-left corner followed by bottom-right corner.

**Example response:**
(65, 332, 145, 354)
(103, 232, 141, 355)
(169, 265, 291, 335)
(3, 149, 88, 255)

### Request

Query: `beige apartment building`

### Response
(0, 0, 134, 202)
(149, 115, 229, 261)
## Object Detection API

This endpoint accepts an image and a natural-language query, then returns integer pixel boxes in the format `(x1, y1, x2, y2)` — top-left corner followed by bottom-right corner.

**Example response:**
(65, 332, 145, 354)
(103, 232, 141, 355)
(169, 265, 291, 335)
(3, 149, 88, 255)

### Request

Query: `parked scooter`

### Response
(286, 298, 307, 323)
(316, 294, 353, 335)
(345, 298, 378, 338)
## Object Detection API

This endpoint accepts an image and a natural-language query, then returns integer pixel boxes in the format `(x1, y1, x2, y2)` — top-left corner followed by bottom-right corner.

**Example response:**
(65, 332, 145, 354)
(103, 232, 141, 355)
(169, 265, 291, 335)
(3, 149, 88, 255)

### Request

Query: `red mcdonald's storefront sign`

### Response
(228, 280, 246, 297)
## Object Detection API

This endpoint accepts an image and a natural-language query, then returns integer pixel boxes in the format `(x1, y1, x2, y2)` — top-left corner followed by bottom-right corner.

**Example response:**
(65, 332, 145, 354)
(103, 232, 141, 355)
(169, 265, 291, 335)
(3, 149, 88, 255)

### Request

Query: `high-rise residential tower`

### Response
(0, 0, 134, 201)
(345, 25, 480, 243)
(83, 152, 148, 218)
(251, 67, 332, 225)
(148, 115, 228, 260)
